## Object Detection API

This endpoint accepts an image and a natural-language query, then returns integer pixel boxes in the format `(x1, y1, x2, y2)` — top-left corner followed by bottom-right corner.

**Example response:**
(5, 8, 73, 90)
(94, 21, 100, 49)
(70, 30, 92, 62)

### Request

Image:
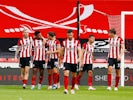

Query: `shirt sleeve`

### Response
(17, 39, 21, 46)
(82, 43, 86, 50)
(120, 37, 124, 44)
(62, 40, 65, 47)
(77, 40, 81, 48)
(56, 40, 61, 48)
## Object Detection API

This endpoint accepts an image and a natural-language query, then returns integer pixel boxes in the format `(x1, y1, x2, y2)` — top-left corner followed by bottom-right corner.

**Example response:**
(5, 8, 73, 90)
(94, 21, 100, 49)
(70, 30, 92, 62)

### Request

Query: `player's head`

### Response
(67, 29, 74, 40)
(34, 30, 42, 39)
(88, 35, 95, 43)
(48, 32, 55, 40)
(22, 29, 29, 38)
(108, 28, 116, 38)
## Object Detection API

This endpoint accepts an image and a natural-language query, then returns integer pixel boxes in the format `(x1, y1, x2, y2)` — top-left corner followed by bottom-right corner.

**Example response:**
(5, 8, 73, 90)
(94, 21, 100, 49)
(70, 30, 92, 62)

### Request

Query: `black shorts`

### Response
(108, 58, 121, 69)
(47, 59, 58, 69)
(81, 64, 93, 72)
(63, 63, 78, 72)
(33, 61, 45, 69)
(19, 57, 31, 68)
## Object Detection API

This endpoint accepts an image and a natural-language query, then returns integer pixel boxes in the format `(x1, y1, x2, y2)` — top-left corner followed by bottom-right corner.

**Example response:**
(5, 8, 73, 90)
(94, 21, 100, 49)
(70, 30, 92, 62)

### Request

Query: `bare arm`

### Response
(46, 46, 61, 54)
(42, 37, 47, 44)
(119, 44, 125, 57)
(78, 47, 83, 63)
(58, 47, 64, 66)
(117, 43, 125, 61)
(15, 46, 20, 59)
(60, 47, 65, 59)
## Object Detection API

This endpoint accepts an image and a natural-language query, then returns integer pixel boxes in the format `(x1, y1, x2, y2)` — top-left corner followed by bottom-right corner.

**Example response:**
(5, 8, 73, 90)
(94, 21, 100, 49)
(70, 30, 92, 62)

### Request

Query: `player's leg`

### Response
(107, 58, 114, 90)
(47, 60, 53, 89)
(87, 64, 96, 90)
(23, 57, 31, 89)
(23, 66, 30, 89)
(114, 60, 121, 91)
(19, 58, 25, 87)
(31, 67, 38, 89)
(52, 67, 59, 89)
(31, 61, 38, 89)
(20, 67, 25, 85)
(75, 66, 84, 90)
(75, 71, 83, 90)
(52, 59, 60, 89)
(63, 63, 70, 94)
(47, 69, 53, 89)
(76, 71, 83, 85)
(57, 70, 60, 89)
(38, 68, 44, 89)
(71, 72, 76, 94)
(70, 64, 77, 94)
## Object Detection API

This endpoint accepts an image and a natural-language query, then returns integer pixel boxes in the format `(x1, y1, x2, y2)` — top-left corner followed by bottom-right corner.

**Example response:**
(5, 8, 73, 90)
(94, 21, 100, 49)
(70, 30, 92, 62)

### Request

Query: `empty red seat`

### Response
(0, 58, 7, 62)
(7, 58, 18, 62)
(94, 59, 107, 63)
(124, 59, 132, 63)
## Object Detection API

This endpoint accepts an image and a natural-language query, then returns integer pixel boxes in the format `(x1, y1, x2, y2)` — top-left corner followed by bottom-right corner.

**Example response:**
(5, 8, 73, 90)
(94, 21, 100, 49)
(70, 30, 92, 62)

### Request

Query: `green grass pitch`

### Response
(0, 86, 133, 100)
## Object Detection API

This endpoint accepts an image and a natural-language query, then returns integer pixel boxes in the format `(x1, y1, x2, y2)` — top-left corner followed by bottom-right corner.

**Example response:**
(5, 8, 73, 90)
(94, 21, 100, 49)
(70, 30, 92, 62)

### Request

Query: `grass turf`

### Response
(0, 86, 133, 100)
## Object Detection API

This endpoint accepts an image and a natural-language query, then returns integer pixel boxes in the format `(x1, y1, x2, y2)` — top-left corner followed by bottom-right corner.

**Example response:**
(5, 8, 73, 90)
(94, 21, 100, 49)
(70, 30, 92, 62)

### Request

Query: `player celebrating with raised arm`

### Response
(60, 29, 82, 94)
(46, 32, 61, 90)
(15, 29, 33, 89)
(107, 28, 125, 91)
(75, 35, 96, 91)
(31, 30, 47, 90)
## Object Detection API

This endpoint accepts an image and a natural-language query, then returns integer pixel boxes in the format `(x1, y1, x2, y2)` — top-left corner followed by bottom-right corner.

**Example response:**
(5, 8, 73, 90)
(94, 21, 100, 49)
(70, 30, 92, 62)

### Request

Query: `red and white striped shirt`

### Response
(18, 37, 33, 58)
(108, 36, 124, 59)
(82, 43, 94, 64)
(33, 39, 46, 61)
(62, 38, 81, 64)
(47, 39, 60, 59)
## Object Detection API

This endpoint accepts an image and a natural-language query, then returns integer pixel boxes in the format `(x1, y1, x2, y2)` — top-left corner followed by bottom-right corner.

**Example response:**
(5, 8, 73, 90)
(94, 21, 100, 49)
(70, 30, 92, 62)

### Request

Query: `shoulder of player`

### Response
(117, 36, 123, 40)
(108, 37, 111, 40)
(29, 36, 33, 40)
(55, 39, 60, 43)
(32, 38, 36, 40)
(17, 38, 22, 43)
(74, 39, 80, 44)
(18, 38, 22, 41)
(82, 43, 87, 47)
(33, 38, 42, 41)
(62, 39, 67, 43)
(82, 42, 87, 46)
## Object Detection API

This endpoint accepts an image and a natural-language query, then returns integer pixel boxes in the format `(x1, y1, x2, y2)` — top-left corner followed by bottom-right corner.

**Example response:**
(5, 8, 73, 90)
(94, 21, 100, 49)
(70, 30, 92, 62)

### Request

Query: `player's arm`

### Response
(47, 41, 61, 54)
(15, 39, 21, 59)
(79, 48, 85, 67)
(92, 52, 94, 63)
(52, 46, 61, 54)
(58, 47, 64, 66)
(15, 46, 20, 59)
(60, 47, 65, 59)
(119, 44, 125, 58)
(118, 39, 125, 61)
(45, 40, 52, 55)
(77, 41, 82, 63)
(53, 41, 61, 54)
(42, 37, 47, 44)
(59, 41, 65, 62)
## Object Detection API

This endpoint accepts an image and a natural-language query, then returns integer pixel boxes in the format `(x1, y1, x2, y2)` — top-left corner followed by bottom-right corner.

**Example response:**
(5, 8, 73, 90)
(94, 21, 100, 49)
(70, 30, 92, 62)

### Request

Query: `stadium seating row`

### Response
(0, 58, 132, 63)
(0, 58, 18, 62)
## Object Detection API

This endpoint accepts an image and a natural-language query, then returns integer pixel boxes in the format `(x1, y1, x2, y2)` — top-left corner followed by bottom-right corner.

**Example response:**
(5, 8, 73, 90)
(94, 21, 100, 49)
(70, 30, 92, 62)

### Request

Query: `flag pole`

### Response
(77, 0, 80, 39)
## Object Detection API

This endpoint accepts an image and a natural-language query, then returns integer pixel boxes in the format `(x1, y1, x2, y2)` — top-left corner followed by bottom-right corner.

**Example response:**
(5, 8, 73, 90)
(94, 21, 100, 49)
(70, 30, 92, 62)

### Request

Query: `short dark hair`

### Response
(34, 30, 40, 36)
(88, 34, 95, 38)
(48, 32, 55, 37)
(67, 29, 73, 33)
(109, 28, 116, 34)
